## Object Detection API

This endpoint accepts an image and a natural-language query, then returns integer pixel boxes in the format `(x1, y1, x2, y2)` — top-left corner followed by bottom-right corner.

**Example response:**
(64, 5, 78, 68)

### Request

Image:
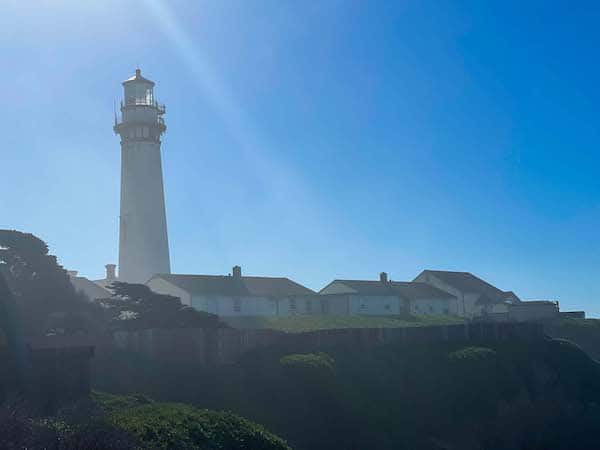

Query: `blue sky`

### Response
(1, 1, 600, 314)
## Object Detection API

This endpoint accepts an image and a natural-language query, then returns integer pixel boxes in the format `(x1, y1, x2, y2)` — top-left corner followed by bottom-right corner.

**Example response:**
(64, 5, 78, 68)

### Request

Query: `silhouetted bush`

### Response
(98, 282, 226, 331)
(110, 403, 291, 450)
(0, 230, 97, 336)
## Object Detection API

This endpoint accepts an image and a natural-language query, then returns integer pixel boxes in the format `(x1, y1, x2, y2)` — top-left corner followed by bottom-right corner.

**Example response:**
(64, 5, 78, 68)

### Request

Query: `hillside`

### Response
(94, 336, 600, 450)
(0, 391, 290, 450)
(95, 393, 290, 450)
(544, 317, 600, 360)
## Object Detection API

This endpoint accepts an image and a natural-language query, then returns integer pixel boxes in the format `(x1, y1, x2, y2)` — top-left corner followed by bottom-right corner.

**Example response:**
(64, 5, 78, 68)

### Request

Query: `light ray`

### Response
(142, 0, 275, 174)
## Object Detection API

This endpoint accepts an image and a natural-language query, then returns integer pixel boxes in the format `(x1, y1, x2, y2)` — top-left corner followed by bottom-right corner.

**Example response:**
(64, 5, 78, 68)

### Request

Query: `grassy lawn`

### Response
(223, 314, 464, 333)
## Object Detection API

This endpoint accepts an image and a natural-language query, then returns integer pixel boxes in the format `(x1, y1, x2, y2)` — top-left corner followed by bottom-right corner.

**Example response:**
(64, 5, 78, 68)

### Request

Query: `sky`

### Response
(1, 0, 600, 314)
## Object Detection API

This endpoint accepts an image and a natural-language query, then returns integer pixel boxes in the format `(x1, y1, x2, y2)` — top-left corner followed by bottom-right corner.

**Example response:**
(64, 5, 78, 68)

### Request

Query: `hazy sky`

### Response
(2, 1, 600, 314)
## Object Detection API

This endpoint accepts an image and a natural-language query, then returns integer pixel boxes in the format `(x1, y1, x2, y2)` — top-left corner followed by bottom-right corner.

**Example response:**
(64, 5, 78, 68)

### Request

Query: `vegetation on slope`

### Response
(0, 392, 291, 450)
(223, 314, 464, 332)
(110, 403, 290, 450)
(92, 392, 290, 450)
(544, 317, 600, 360)
(94, 336, 600, 450)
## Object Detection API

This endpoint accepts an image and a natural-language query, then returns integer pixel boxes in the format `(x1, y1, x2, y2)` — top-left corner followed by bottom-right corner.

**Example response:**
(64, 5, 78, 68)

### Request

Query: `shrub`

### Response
(448, 346, 497, 362)
(280, 352, 335, 373)
(110, 403, 291, 450)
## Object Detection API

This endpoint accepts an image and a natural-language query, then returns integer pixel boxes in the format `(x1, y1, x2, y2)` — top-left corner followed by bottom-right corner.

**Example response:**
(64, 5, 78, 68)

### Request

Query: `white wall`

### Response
(463, 293, 484, 318)
(492, 303, 509, 314)
(146, 279, 326, 317)
(410, 297, 451, 316)
(191, 295, 278, 316)
(320, 295, 350, 315)
(277, 297, 320, 316)
(119, 139, 171, 284)
(349, 295, 402, 315)
(414, 273, 472, 317)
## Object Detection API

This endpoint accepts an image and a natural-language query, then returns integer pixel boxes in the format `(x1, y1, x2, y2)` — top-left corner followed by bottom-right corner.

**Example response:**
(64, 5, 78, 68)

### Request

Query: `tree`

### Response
(0, 272, 27, 394)
(98, 282, 225, 330)
(0, 230, 90, 336)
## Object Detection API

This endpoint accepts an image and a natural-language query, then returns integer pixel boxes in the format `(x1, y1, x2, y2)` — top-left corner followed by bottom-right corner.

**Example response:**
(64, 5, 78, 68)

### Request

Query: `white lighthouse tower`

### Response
(114, 69, 171, 283)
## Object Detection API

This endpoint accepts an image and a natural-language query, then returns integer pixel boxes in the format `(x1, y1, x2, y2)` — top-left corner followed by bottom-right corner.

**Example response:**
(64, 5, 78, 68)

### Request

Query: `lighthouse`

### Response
(114, 69, 171, 283)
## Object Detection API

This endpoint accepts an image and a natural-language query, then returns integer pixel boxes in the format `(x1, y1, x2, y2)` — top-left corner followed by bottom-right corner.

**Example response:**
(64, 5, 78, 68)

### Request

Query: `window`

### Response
(290, 298, 297, 314)
(429, 306, 434, 313)
(384, 304, 390, 311)
(233, 298, 241, 313)
(306, 300, 312, 313)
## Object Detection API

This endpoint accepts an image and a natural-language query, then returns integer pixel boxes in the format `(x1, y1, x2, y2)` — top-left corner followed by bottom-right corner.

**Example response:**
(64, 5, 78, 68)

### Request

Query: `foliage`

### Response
(280, 352, 336, 389)
(0, 230, 93, 336)
(280, 352, 335, 374)
(0, 393, 291, 450)
(109, 403, 291, 450)
(98, 282, 225, 331)
(223, 314, 464, 333)
(448, 346, 497, 361)
(92, 391, 154, 414)
(93, 337, 600, 450)
(0, 401, 134, 450)
(0, 271, 26, 392)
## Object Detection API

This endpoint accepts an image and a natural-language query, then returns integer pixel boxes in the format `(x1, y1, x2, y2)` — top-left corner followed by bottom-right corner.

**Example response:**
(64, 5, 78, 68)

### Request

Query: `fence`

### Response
(113, 321, 545, 366)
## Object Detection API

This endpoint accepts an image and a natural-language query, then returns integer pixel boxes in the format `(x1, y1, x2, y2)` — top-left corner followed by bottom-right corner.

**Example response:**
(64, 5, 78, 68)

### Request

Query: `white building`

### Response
(147, 266, 318, 316)
(114, 69, 171, 283)
(413, 270, 520, 318)
(493, 300, 559, 322)
(319, 272, 457, 316)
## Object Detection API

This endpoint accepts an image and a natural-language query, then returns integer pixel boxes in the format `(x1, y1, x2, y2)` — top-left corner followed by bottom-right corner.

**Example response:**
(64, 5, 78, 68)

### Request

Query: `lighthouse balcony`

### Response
(122, 98, 166, 114)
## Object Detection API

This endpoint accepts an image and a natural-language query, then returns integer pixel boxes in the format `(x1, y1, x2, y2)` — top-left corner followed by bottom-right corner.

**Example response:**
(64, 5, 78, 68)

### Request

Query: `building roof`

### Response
(320, 279, 455, 300)
(150, 274, 315, 297)
(390, 281, 456, 300)
(123, 68, 155, 86)
(69, 275, 111, 301)
(416, 270, 519, 302)
(321, 280, 398, 296)
(503, 291, 520, 302)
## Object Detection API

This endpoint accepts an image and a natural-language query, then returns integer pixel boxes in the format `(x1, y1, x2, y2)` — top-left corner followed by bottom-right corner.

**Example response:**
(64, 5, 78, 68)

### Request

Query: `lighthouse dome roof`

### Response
(123, 68, 155, 86)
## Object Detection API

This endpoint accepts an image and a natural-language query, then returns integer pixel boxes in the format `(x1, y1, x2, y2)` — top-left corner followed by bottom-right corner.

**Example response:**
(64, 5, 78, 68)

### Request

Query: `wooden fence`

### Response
(113, 321, 545, 365)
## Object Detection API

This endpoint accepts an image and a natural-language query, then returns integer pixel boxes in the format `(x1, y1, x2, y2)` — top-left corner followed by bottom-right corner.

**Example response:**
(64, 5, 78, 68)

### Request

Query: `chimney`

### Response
(232, 265, 242, 279)
(105, 264, 117, 281)
(379, 272, 388, 283)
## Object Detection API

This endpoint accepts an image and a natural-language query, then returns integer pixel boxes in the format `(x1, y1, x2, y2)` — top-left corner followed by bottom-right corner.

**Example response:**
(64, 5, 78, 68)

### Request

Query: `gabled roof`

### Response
(321, 280, 398, 296)
(389, 281, 456, 300)
(70, 275, 111, 301)
(150, 274, 315, 297)
(417, 270, 518, 298)
(320, 279, 455, 300)
(502, 291, 520, 303)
